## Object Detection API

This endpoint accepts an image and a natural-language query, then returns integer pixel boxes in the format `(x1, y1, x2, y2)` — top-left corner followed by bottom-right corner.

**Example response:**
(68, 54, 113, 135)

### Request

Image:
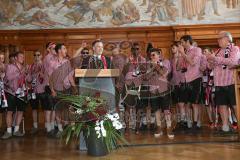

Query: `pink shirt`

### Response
(149, 59, 171, 93)
(200, 54, 208, 72)
(125, 55, 146, 86)
(171, 55, 185, 85)
(4, 64, 25, 95)
(43, 53, 57, 86)
(210, 44, 240, 86)
(0, 63, 6, 79)
(184, 46, 202, 83)
(26, 62, 45, 94)
(50, 58, 74, 91)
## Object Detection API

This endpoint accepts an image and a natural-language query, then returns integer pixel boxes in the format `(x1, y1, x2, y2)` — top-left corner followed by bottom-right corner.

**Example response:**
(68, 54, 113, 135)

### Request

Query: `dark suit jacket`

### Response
(88, 55, 112, 69)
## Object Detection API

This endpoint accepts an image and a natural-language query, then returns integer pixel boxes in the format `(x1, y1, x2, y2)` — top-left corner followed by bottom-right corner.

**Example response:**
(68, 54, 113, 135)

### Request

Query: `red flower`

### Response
(95, 106, 107, 116)
(85, 112, 98, 122)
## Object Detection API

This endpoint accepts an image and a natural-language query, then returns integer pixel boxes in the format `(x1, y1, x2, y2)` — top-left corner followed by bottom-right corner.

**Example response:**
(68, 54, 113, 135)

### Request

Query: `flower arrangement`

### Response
(57, 94, 127, 153)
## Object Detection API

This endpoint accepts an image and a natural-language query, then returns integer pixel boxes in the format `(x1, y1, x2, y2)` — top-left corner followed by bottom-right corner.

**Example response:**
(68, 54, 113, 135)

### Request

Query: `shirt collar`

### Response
(93, 54, 101, 60)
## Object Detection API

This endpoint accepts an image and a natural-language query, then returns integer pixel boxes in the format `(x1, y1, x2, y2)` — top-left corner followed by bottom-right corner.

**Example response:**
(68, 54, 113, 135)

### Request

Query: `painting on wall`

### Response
(0, 0, 239, 30)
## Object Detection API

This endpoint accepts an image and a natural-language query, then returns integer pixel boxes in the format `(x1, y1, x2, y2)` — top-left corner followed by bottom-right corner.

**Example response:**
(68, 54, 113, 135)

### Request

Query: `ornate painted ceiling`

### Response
(0, 0, 239, 30)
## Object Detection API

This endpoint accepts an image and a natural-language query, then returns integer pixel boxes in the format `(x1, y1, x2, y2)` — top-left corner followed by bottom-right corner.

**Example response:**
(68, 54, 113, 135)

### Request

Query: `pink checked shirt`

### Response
(171, 55, 185, 85)
(184, 46, 202, 83)
(50, 58, 74, 91)
(125, 55, 146, 86)
(149, 59, 171, 93)
(4, 64, 26, 95)
(26, 62, 45, 94)
(43, 53, 57, 86)
(210, 44, 240, 87)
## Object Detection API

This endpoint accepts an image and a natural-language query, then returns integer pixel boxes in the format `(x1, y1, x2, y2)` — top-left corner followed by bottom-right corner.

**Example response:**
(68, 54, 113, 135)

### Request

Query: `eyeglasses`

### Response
(34, 54, 41, 57)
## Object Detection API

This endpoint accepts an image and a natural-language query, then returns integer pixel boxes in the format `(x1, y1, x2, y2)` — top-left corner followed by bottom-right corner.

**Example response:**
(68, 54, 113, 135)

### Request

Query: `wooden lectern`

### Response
(234, 65, 240, 137)
(75, 69, 120, 111)
(75, 69, 120, 151)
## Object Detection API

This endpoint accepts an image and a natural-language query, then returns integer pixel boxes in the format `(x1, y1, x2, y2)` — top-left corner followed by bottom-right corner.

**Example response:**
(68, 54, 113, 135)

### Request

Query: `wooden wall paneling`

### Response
(22, 44, 45, 65)
(0, 23, 239, 60)
(0, 23, 240, 131)
(173, 23, 240, 47)
(236, 38, 240, 46)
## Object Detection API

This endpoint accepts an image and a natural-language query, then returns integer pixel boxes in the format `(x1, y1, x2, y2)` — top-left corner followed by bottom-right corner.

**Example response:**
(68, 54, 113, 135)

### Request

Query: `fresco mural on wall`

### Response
(0, 0, 239, 29)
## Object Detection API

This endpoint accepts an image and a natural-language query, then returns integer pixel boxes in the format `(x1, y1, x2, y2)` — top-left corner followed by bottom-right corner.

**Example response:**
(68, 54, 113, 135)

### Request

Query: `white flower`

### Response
(107, 114, 114, 121)
(100, 120, 107, 137)
(101, 129, 106, 137)
(75, 109, 83, 114)
(95, 126, 101, 131)
(95, 120, 107, 138)
(86, 97, 91, 101)
(112, 121, 123, 130)
(113, 113, 120, 120)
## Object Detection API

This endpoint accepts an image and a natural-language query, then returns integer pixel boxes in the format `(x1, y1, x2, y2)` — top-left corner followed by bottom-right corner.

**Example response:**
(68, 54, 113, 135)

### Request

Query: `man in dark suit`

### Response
(88, 39, 111, 69)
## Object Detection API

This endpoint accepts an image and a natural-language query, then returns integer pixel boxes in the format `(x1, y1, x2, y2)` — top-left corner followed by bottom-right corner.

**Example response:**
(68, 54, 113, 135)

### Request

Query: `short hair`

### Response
(14, 51, 23, 57)
(171, 41, 181, 48)
(92, 39, 103, 47)
(55, 43, 64, 54)
(131, 42, 140, 52)
(81, 47, 89, 53)
(219, 31, 233, 42)
(150, 48, 162, 55)
(132, 42, 140, 48)
(34, 50, 41, 54)
(9, 53, 15, 59)
(180, 35, 193, 45)
(82, 47, 89, 51)
(203, 47, 212, 52)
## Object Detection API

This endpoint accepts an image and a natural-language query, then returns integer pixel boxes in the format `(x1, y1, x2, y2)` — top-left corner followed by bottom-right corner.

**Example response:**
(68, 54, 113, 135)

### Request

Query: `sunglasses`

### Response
(34, 54, 41, 57)
(82, 51, 89, 55)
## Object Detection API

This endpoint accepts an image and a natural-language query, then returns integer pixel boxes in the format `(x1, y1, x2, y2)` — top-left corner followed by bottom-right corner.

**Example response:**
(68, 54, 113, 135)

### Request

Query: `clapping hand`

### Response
(178, 45, 185, 55)
(206, 53, 215, 62)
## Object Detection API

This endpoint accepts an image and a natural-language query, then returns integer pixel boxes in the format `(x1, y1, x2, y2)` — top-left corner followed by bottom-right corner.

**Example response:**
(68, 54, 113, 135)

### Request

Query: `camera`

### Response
(2, 99, 8, 108)
(132, 68, 140, 77)
(32, 78, 37, 87)
(181, 68, 187, 73)
(158, 60, 163, 68)
(32, 92, 36, 100)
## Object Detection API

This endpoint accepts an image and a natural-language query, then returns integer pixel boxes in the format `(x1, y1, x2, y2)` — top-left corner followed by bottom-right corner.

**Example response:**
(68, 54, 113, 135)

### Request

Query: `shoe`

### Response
(1, 132, 12, 139)
(154, 131, 163, 138)
(30, 127, 38, 135)
(187, 120, 193, 129)
(174, 121, 185, 131)
(209, 122, 215, 129)
(135, 129, 140, 135)
(188, 122, 200, 134)
(55, 131, 63, 139)
(47, 130, 56, 138)
(154, 127, 163, 138)
(232, 122, 238, 130)
(167, 128, 175, 139)
(13, 131, 24, 137)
